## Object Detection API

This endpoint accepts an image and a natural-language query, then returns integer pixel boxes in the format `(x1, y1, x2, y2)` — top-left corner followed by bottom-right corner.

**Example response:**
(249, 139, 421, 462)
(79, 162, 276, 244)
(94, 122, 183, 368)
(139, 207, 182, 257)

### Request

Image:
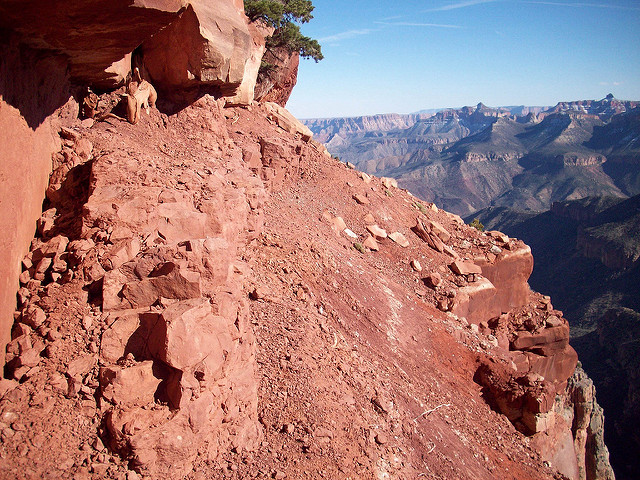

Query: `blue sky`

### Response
(285, 0, 640, 118)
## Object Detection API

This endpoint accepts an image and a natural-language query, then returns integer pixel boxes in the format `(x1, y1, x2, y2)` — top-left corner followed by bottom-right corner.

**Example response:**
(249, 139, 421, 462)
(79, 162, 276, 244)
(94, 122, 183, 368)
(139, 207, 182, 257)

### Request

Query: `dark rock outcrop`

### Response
(573, 308, 640, 479)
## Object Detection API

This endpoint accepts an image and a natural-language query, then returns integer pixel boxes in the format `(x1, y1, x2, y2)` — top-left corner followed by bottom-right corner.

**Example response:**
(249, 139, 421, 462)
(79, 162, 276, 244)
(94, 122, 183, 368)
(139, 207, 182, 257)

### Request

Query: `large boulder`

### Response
(476, 244, 534, 314)
(451, 277, 501, 324)
(263, 102, 313, 141)
(100, 361, 161, 408)
(226, 21, 273, 105)
(140, 0, 254, 98)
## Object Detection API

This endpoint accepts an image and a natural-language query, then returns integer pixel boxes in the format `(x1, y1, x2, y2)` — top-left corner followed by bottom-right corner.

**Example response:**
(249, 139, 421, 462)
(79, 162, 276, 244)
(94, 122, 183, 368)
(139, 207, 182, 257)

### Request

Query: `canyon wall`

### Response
(305, 104, 638, 217)
(0, 36, 70, 365)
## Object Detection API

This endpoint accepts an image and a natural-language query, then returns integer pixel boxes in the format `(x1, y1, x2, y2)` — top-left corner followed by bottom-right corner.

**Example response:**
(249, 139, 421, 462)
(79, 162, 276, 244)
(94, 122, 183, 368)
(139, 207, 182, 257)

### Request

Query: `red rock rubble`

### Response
(0, 95, 584, 480)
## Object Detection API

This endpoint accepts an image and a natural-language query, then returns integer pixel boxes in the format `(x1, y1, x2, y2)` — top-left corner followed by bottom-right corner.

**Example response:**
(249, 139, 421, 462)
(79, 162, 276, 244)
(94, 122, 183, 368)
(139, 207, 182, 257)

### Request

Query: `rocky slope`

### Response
(0, 3, 616, 480)
(0, 94, 614, 480)
(305, 101, 639, 216)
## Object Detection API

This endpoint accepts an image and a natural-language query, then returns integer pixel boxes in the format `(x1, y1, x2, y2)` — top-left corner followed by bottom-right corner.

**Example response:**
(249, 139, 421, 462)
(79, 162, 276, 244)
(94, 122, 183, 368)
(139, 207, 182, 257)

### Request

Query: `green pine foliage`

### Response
(244, 0, 323, 62)
(244, 0, 315, 26)
(469, 218, 485, 231)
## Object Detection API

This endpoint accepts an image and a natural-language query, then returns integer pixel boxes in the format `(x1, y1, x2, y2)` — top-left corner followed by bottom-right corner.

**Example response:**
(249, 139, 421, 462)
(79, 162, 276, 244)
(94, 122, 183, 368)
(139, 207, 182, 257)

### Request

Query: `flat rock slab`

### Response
(449, 259, 482, 276)
(366, 224, 387, 239)
(353, 194, 370, 205)
(389, 232, 409, 247)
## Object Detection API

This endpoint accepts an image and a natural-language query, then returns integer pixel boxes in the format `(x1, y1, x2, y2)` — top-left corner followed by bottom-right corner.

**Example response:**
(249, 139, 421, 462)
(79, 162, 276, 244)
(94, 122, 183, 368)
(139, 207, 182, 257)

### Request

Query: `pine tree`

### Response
(244, 0, 323, 62)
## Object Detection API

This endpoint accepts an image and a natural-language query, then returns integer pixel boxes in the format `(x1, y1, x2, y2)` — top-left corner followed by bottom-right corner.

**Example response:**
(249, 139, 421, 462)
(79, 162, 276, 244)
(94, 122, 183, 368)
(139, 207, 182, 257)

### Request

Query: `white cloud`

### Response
(424, 0, 501, 12)
(317, 29, 373, 43)
(599, 81, 624, 86)
(522, 1, 640, 11)
(376, 21, 463, 28)
(378, 14, 407, 21)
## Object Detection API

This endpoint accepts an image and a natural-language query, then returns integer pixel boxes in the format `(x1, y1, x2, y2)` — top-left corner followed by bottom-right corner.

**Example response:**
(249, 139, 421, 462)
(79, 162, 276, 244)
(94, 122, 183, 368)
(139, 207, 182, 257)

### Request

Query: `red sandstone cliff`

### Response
(0, 3, 614, 480)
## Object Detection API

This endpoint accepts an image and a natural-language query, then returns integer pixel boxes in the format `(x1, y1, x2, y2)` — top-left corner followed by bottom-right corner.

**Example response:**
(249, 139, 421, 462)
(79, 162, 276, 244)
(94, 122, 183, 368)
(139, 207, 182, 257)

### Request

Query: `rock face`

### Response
(573, 308, 640, 479)
(226, 21, 273, 105)
(0, 0, 186, 88)
(0, 36, 70, 366)
(410, 208, 585, 462)
(564, 368, 615, 480)
(526, 366, 614, 480)
(575, 195, 640, 269)
(254, 48, 300, 107)
(476, 244, 534, 314)
(474, 295, 579, 430)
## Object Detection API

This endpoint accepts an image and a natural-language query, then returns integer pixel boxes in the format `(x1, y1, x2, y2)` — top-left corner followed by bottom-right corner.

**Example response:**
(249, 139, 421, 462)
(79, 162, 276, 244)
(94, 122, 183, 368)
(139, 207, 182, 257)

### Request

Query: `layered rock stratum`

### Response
(304, 100, 640, 217)
(0, 3, 616, 480)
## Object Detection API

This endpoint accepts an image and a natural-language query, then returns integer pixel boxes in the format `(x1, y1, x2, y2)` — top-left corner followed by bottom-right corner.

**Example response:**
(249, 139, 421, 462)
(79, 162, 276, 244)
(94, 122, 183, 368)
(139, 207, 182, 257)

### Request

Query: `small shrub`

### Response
(384, 189, 393, 197)
(413, 202, 428, 215)
(353, 242, 365, 253)
(469, 218, 484, 231)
